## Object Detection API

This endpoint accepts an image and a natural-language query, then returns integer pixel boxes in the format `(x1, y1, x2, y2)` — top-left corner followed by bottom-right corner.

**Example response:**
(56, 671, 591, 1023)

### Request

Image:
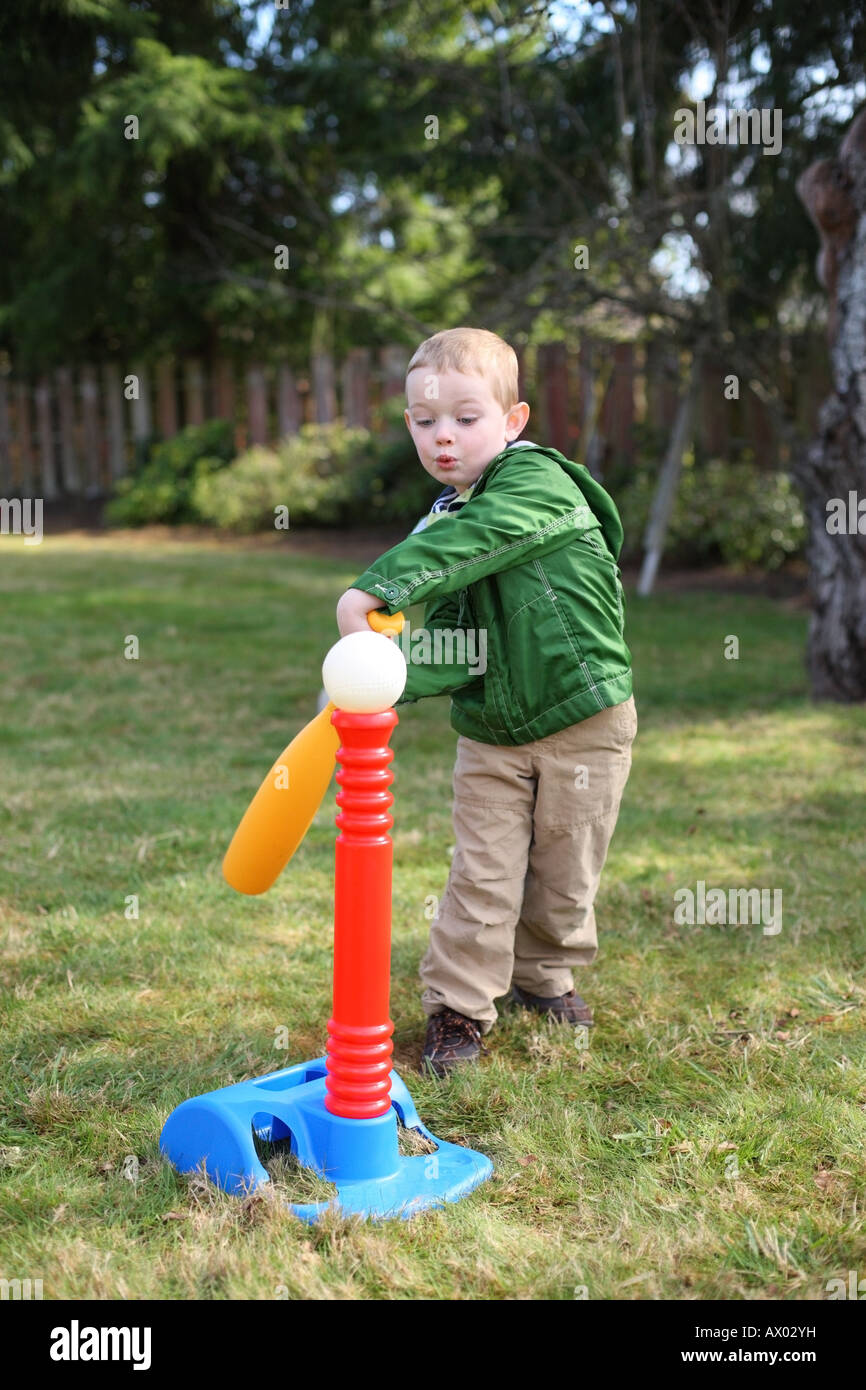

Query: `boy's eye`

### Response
(414, 417, 477, 426)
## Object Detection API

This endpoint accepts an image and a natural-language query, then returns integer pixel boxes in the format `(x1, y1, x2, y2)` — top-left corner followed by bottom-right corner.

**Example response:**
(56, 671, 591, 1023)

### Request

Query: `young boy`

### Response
(336, 327, 636, 1076)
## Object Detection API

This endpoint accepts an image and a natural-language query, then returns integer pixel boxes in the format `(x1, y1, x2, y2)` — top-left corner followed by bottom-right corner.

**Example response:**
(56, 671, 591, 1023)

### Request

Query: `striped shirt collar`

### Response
(410, 441, 538, 533)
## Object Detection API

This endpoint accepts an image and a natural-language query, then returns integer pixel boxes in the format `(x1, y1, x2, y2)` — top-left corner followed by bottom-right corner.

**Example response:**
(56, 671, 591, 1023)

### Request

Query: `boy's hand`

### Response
(336, 587, 386, 636)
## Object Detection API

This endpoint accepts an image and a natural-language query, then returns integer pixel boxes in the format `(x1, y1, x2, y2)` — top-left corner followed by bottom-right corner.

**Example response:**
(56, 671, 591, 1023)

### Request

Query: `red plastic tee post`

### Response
(325, 708, 399, 1119)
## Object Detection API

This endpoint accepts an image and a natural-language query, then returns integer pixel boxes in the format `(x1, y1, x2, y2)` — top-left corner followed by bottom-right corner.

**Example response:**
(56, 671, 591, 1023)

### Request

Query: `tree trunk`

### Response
(795, 109, 866, 700)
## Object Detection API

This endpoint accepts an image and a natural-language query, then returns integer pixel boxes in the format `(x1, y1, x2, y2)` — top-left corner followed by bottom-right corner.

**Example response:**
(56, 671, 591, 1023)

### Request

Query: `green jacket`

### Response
(349, 443, 633, 745)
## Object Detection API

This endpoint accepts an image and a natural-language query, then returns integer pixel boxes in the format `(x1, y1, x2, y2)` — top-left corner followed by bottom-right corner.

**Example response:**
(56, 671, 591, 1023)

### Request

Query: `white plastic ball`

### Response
(322, 631, 407, 712)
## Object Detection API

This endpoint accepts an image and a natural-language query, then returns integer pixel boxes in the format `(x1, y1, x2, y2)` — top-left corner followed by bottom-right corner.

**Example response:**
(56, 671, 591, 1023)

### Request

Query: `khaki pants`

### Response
(420, 695, 637, 1032)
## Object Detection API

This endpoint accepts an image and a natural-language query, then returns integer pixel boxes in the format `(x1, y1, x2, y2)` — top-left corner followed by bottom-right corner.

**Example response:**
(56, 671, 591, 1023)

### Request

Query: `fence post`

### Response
(378, 346, 405, 438)
(130, 364, 152, 462)
(184, 359, 206, 427)
(54, 367, 80, 494)
(246, 364, 269, 445)
(79, 364, 103, 494)
(609, 342, 635, 467)
(646, 340, 679, 432)
(312, 349, 337, 423)
(156, 359, 178, 440)
(14, 383, 34, 496)
(213, 359, 234, 419)
(379, 346, 405, 402)
(35, 376, 60, 500)
(103, 363, 127, 482)
(213, 359, 243, 453)
(708, 356, 733, 460)
(0, 375, 11, 495)
(583, 340, 615, 479)
(276, 363, 302, 437)
(341, 348, 370, 430)
(537, 342, 570, 455)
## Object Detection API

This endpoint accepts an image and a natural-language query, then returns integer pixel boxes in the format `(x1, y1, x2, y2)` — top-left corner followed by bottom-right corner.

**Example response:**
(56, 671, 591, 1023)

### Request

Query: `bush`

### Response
(105, 420, 236, 526)
(615, 455, 806, 570)
(193, 411, 435, 533)
(193, 422, 376, 532)
(192, 445, 288, 533)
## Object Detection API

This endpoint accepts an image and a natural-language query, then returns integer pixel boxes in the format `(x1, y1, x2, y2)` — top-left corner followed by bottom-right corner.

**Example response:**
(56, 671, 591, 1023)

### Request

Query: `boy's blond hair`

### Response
(405, 327, 519, 414)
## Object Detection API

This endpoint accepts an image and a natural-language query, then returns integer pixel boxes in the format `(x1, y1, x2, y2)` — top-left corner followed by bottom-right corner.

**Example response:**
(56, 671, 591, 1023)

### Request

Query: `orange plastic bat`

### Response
(222, 608, 404, 895)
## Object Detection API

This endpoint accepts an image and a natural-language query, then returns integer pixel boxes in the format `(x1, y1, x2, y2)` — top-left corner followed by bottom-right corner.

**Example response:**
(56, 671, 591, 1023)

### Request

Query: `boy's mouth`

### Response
(435, 455, 457, 466)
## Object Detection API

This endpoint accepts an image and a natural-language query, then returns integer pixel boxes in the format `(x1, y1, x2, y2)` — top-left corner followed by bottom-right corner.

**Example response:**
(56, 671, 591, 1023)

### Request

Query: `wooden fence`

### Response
(0, 338, 831, 500)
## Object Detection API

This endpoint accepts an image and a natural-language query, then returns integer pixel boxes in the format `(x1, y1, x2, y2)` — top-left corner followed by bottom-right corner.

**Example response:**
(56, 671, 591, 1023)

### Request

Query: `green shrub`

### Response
(193, 422, 375, 532)
(193, 412, 435, 532)
(615, 455, 806, 570)
(105, 420, 235, 526)
(192, 445, 286, 533)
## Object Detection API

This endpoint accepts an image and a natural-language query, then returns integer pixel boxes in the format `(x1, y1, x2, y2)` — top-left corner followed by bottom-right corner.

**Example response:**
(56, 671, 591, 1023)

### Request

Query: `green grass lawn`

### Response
(1, 533, 864, 1300)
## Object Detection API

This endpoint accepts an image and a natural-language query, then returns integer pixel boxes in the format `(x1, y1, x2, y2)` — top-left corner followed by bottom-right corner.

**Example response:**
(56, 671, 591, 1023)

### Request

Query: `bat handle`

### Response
(366, 608, 405, 638)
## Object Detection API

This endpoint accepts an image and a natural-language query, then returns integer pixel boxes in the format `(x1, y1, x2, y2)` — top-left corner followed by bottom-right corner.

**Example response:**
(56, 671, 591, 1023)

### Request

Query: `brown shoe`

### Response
(510, 984, 594, 1027)
(421, 1008, 485, 1077)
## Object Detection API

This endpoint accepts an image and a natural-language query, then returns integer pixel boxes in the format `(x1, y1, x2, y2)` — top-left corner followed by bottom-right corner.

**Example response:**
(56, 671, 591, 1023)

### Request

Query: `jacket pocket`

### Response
(580, 530, 626, 636)
(503, 576, 590, 724)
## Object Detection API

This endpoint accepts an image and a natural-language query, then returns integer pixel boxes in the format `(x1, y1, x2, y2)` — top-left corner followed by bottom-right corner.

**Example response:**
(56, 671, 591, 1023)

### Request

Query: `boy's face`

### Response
(404, 367, 530, 490)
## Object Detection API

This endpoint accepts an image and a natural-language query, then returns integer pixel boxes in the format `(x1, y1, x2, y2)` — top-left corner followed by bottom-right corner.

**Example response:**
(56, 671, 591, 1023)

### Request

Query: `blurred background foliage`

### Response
(3, 0, 860, 366)
(2, 0, 863, 563)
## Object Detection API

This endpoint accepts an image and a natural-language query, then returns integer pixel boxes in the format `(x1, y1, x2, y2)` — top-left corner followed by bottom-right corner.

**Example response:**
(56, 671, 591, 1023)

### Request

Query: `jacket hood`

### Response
(492, 444, 625, 562)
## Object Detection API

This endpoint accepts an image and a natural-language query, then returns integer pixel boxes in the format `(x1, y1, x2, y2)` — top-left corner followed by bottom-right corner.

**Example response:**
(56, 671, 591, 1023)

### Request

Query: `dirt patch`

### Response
(42, 503, 408, 563)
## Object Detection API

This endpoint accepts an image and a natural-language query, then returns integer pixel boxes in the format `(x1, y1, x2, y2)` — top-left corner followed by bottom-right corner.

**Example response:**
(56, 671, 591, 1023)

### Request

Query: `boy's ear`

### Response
(506, 400, 531, 438)
(403, 408, 413, 434)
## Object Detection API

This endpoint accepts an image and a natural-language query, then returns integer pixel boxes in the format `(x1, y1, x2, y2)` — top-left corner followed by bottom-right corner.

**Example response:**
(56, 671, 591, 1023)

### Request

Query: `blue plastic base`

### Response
(159, 1058, 493, 1223)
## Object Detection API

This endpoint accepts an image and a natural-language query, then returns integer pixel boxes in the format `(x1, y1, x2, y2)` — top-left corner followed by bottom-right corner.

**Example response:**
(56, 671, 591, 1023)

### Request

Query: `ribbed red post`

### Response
(325, 709, 398, 1118)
